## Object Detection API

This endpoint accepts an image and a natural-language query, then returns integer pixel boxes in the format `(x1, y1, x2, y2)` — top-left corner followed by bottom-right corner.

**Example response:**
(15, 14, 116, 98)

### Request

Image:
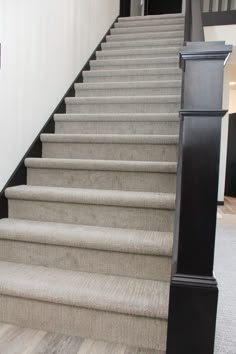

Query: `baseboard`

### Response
(217, 201, 224, 206)
(0, 16, 118, 220)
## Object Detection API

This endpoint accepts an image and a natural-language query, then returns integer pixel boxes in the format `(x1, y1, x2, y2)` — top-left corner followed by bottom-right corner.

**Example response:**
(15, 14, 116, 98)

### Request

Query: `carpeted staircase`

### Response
(0, 13, 184, 352)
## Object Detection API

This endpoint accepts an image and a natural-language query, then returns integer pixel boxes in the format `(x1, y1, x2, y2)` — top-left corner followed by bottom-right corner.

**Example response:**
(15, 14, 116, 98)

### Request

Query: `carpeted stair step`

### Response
(90, 57, 179, 70)
(83, 68, 181, 83)
(106, 30, 184, 42)
(96, 47, 181, 60)
(0, 261, 169, 350)
(115, 16, 184, 28)
(75, 81, 181, 97)
(25, 158, 177, 193)
(0, 218, 173, 281)
(41, 134, 179, 162)
(65, 96, 181, 114)
(5, 185, 175, 231)
(118, 13, 185, 22)
(54, 113, 180, 135)
(101, 38, 183, 50)
(111, 24, 184, 35)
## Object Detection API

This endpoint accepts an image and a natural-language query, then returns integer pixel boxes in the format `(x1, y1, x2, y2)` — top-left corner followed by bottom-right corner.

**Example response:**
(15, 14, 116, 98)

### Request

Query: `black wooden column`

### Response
(120, 0, 131, 17)
(166, 42, 232, 354)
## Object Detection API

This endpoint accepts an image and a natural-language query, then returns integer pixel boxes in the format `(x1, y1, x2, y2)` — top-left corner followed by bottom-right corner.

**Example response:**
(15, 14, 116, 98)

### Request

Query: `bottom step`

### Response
(0, 261, 169, 351)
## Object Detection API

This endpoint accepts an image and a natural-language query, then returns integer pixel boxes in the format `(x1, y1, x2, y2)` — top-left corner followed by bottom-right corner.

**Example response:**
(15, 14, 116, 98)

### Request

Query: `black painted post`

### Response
(166, 42, 232, 354)
(120, 0, 131, 17)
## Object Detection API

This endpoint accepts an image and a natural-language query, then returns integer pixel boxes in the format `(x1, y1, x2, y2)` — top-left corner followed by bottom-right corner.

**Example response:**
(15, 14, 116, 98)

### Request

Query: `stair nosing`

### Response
(0, 261, 169, 319)
(5, 185, 176, 210)
(54, 113, 180, 122)
(74, 81, 182, 90)
(25, 157, 177, 173)
(83, 68, 181, 76)
(118, 14, 185, 21)
(90, 57, 179, 65)
(40, 133, 179, 145)
(0, 218, 173, 256)
(65, 96, 181, 104)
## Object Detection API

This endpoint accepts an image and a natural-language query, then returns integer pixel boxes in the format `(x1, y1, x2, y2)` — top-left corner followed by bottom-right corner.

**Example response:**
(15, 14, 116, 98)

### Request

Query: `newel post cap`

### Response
(180, 41, 232, 69)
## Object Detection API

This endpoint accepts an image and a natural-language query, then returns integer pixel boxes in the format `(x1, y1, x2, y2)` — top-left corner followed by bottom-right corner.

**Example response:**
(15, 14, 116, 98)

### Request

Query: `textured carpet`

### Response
(214, 214, 236, 354)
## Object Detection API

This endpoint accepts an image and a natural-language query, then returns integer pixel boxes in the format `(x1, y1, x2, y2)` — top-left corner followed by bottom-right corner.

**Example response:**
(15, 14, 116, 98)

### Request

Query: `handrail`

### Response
(185, 0, 204, 42)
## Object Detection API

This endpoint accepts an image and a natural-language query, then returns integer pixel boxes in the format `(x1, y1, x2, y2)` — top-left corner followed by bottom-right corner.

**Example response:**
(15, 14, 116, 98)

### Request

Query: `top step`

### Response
(115, 17, 185, 28)
(118, 14, 185, 22)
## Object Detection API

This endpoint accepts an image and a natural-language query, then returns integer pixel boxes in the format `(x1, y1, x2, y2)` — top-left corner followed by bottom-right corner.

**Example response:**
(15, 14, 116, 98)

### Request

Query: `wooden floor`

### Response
(218, 196, 236, 216)
(0, 197, 235, 354)
(0, 323, 159, 354)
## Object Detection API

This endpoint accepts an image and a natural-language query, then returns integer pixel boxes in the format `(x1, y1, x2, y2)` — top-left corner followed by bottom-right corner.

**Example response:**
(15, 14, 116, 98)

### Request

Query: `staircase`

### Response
(0, 13, 184, 352)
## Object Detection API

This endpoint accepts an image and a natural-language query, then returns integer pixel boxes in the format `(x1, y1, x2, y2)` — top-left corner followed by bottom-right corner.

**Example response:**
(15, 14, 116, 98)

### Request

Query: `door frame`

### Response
(144, 0, 186, 15)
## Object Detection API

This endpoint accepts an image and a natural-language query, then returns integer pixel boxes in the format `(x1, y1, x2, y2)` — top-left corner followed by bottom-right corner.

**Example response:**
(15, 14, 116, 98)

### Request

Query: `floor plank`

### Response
(0, 323, 160, 354)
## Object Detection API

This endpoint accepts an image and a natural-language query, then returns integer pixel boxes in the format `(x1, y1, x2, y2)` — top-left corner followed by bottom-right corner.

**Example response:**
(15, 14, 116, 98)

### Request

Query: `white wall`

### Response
(0, 0, 119, 190)
(229, 88, 236, 113)
(204, 25, 236, 202)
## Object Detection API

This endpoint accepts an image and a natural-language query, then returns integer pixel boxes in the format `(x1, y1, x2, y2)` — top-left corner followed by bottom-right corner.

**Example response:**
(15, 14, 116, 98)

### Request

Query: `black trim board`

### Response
(0, 16, 118, 220)
(203, 10, 236, 26)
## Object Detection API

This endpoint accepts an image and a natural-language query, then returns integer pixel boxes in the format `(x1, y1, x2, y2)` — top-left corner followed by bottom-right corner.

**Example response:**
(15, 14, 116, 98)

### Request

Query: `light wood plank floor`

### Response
(0, 322, 160, 354)
(218, 196, 236, 216)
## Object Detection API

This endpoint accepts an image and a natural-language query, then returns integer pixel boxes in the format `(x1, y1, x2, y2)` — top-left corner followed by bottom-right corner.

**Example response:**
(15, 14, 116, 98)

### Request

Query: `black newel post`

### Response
(120, 0, 131, 17)
(166, 42, 232, 354)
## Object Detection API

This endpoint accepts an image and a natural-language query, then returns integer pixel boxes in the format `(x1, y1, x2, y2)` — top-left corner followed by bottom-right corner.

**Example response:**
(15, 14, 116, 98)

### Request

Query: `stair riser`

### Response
(0, 295, 167, 350)
(8, 200, 174, 231)
(90, 62, 179, 71)
(66, 102, 180, 114)
(111, 25, 184, 34)
(84, 73, 181, 83)
(96, 48, 181, 60)
(106, 31, 184, 42)
(115, 18, 184, 27)
(0, 240, 171, 282)
(42, 142, 178, 162)
(27, 168, 176, 193)
(75, 87, 181, 97)
(55, 121, 180, 135)
(102, 39, 183, 50)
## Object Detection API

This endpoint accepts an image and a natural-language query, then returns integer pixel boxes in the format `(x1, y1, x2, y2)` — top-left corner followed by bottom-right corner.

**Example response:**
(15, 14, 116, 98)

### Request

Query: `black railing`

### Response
(167, 1, 232, 353)
(202, 0, 236, 25)
(203, 0, 236, 12)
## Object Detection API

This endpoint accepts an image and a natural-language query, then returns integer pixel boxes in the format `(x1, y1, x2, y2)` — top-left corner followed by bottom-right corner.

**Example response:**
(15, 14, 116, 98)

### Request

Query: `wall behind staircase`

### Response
(0, 0, 119, 190)
(204, 25, 236, 202)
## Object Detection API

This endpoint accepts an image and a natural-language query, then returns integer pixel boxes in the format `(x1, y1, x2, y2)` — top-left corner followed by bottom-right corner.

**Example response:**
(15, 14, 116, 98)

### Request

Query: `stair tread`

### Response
(0, 218, 173, 256)
(106, 31, 184, 41)
(111, 25, 184, 35)
(5, 185, 175, 210)
(75, 80, 181, 90)
(25, 158, 177, 173)
(0, 261, 169, 319)
(90, 57, 179, 66)
(102, 38, 183, 48)
(83, 68, 181, 76)
(115, 18, 184, 28)
(119, 14, 185, 22)
(96, 47, 181, 57)
(40, 133, 179, 144)
(65, 95, 181, 104)
(54, 113, 179, 122)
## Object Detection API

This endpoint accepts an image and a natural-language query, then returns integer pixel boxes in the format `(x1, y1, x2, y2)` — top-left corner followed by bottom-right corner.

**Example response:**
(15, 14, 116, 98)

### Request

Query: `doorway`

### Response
(120, 0, 183, 18)
(145, 0, 183, 15)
